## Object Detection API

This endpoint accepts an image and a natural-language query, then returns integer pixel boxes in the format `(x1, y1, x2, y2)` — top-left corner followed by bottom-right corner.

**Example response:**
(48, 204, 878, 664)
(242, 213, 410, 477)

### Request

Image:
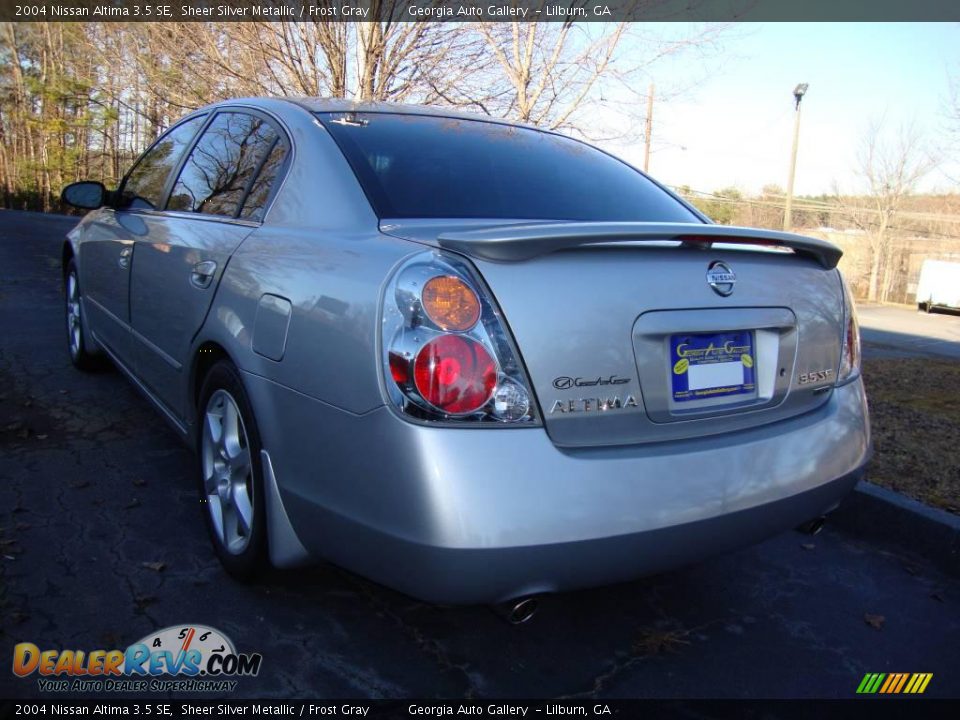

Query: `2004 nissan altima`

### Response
(60, 98, 870, 617)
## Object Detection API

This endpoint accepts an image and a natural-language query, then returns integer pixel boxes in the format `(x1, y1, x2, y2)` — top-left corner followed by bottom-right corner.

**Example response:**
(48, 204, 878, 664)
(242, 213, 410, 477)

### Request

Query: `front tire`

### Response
(64, 258, 103, 371)
(197, 361, 268, 580)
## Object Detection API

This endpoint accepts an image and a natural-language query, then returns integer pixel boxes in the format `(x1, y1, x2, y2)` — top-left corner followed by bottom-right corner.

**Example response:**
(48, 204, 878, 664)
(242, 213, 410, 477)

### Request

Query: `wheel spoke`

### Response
(207, 494, 225, 544)
(204, 407, 223, 448)
(232, 482, 253, 536)
(223, 400, 240, 449)
(223, 495, 239, 546)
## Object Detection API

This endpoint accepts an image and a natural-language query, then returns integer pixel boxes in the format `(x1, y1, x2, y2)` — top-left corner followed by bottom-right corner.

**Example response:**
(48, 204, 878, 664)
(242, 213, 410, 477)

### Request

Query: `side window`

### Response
(240, 141, 289, 221)
(120, 115, 206, 210)
(167, 112, 279, 218)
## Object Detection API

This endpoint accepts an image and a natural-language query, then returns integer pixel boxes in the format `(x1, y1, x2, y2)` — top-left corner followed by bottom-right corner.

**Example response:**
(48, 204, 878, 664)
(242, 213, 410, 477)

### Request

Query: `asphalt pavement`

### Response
(1, 210, 958, 700)
(859, 302, 960, 360)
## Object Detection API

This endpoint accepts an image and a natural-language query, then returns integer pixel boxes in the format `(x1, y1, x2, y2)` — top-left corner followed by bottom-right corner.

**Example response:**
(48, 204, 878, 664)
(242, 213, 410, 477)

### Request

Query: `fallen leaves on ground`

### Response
(632, 626, 692, 656)
(864, 613, 886, 630)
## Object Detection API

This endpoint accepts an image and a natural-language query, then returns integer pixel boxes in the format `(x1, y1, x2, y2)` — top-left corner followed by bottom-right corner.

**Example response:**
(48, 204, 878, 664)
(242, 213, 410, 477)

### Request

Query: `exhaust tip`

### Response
(493, 596, 540, 625)
(796, 516, 827, 536)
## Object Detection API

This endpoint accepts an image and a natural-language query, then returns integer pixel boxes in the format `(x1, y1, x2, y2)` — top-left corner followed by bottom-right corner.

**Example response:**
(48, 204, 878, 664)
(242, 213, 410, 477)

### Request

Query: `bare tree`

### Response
(0, 16, 728, 210)
(942, 67, 960, 185)
(446, 15, 727, 141)
(839, 120, 936, 302)
(471, 20, 627, 130)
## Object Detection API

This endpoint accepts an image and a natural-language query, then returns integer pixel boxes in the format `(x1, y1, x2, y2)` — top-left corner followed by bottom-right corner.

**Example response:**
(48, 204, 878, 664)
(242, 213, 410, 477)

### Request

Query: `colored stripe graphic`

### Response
(893, 674, 909, 693)
(910, 673, 933, 695)
(857, 673, 932, 694)
(879, 674, 897, 694)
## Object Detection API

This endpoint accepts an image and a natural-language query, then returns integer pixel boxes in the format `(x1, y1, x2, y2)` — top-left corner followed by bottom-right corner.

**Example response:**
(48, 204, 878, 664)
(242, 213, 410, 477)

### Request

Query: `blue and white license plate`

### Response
(670, 331, 756, 403)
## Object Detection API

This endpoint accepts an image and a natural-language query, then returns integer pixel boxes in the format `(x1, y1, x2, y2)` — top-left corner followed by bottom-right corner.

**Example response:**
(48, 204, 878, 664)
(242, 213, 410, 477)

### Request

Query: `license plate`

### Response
(670, 331, 756, 402)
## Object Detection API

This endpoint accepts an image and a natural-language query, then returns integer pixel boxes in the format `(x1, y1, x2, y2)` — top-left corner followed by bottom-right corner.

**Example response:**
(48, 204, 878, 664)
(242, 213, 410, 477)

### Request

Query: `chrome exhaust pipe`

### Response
(492, 596, 540, 625)
(796, 516, 826, 536)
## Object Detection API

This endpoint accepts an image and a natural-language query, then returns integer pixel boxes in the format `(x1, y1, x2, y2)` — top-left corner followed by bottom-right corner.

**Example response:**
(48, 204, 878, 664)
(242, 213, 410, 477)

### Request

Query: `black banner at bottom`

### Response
(2, 699, 960, 720)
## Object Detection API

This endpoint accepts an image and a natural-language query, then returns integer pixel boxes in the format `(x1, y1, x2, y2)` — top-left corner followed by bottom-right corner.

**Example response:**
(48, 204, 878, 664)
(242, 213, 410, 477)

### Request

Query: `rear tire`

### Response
(64, 258, 104, 371)
(197, 360, 268, 581)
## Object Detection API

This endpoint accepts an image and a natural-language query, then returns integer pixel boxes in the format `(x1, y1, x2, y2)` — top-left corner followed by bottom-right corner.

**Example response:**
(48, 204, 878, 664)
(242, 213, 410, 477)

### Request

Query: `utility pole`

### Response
(783, 83, 808, 231)
(643, 83, 654, 173)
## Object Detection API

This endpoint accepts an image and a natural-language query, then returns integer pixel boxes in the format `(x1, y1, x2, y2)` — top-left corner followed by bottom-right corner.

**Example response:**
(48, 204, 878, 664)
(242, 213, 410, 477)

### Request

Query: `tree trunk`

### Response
(867, 246, 882, 302)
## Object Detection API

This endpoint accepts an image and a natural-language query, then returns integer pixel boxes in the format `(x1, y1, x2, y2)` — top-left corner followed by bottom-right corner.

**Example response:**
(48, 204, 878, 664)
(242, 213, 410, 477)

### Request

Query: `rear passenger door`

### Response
(129, 110, 290, 420)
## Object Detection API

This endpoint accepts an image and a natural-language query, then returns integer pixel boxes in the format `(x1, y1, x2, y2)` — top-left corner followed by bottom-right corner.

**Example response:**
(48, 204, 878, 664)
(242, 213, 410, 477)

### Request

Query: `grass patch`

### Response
(861, 358, 960, 514)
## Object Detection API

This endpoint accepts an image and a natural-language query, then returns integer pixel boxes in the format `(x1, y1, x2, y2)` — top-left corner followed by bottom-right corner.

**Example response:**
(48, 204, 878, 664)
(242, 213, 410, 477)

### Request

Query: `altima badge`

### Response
(706, 260, 736, 296)
(550, 395, 638, 413)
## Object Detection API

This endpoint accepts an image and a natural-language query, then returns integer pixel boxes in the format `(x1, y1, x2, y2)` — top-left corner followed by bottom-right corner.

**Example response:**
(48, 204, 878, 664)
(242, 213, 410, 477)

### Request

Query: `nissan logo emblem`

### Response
(706, 260, 736, 296)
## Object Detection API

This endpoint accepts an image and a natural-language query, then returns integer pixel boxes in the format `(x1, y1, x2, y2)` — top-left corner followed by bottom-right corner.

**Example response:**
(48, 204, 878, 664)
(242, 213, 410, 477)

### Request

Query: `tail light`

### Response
(381, 251, 539, 424)
(837, 274, 861, 384)
(413, 335, 496, 414)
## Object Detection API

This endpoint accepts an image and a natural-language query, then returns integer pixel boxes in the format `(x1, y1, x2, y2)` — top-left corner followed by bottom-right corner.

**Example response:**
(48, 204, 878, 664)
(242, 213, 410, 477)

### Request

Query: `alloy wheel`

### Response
(66, 272, 82, 358)
(201, 389, 254, 555)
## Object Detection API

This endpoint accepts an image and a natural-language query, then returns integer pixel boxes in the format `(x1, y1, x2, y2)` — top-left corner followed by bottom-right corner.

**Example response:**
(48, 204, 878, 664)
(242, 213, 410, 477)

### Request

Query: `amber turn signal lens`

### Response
(422, 275, 481, 331)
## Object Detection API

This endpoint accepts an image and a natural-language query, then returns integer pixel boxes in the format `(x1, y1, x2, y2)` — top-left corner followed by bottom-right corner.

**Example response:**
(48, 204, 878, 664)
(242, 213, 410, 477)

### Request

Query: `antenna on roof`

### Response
(331, 113, 368, 127)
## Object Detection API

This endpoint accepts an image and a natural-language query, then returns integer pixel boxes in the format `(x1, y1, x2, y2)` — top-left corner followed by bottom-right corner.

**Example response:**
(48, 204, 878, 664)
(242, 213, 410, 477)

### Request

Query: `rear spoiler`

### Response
(437, 222, 842, 269)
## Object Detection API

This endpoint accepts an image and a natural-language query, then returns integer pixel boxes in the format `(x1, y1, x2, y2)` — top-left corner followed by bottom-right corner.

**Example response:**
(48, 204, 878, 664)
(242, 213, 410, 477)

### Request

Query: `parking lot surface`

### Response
(1, 210, 958, 699)
(859, 302, 960, 360)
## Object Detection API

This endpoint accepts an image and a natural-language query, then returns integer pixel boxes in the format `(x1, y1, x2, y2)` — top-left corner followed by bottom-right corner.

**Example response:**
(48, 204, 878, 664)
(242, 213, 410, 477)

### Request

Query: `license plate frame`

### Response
(670, 330, 756, 403)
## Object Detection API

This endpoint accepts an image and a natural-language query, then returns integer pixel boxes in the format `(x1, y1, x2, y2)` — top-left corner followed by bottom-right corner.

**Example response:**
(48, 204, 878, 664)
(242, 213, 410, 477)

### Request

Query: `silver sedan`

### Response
(60, 98, 870, 618)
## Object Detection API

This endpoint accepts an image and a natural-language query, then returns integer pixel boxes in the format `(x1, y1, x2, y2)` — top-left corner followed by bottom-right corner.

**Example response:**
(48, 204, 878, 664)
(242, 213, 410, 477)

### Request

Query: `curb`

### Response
(830, 480, 959, 576)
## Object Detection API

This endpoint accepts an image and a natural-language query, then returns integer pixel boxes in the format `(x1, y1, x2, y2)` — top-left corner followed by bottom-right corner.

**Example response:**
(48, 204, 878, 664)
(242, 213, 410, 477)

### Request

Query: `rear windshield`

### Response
(317, 112, 699, 222)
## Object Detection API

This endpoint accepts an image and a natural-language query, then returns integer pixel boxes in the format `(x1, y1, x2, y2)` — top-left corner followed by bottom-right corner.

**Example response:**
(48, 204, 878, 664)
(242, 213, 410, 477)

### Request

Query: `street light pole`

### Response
(783, 83, 808, 231)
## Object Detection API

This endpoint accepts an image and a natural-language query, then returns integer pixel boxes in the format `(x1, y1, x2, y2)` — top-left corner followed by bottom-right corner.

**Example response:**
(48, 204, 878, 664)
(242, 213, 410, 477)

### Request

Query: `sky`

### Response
(603, 23, 960, 197)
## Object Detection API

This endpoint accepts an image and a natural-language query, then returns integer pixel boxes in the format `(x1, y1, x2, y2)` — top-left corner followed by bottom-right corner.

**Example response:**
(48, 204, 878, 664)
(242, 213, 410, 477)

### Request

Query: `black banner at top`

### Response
(2, 0, 959, 23)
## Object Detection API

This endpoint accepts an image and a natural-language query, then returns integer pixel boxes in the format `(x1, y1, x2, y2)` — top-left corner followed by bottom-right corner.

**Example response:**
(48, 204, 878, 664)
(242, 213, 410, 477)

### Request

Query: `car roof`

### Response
(195, 96, 539, 132)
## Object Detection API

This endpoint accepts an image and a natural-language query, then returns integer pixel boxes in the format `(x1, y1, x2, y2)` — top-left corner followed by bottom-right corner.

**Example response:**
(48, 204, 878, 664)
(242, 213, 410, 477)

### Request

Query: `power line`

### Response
(670, 185, 960, 228)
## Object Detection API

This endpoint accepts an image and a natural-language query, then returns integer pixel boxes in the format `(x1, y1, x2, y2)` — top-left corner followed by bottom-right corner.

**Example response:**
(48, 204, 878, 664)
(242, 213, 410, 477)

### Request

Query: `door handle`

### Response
(118, 247, 132, 269)
(190, 260, 218, 289)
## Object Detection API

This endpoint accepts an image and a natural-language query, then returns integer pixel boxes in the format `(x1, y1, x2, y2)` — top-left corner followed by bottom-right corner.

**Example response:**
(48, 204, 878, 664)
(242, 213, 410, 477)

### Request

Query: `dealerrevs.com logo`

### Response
(13, 624, 262, 693)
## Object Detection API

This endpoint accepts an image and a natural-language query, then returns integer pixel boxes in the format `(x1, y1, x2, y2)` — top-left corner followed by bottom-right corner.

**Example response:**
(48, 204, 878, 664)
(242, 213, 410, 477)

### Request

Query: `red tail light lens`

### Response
(837, 275, 861, 384)
(413, 335, 496, 414)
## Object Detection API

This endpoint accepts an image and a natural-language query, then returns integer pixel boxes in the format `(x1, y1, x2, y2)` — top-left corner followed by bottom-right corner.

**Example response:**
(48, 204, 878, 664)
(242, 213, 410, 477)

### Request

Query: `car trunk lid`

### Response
(382, 220, 845, 448)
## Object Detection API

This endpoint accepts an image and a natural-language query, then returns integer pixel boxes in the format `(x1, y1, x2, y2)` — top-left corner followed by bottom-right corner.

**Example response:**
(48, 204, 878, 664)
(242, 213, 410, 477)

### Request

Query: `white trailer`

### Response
(916, 259, 960, 312)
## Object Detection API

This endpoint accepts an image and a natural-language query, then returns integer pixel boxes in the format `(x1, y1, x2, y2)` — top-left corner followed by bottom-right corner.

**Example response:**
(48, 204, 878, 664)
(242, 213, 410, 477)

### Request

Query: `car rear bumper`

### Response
(244, 373, 871, 604)
(292, 465, 863, 604)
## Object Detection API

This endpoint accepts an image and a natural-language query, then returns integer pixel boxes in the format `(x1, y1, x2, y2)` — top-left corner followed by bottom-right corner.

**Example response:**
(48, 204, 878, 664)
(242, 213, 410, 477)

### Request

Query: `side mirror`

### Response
(61, 181, 107, 210)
